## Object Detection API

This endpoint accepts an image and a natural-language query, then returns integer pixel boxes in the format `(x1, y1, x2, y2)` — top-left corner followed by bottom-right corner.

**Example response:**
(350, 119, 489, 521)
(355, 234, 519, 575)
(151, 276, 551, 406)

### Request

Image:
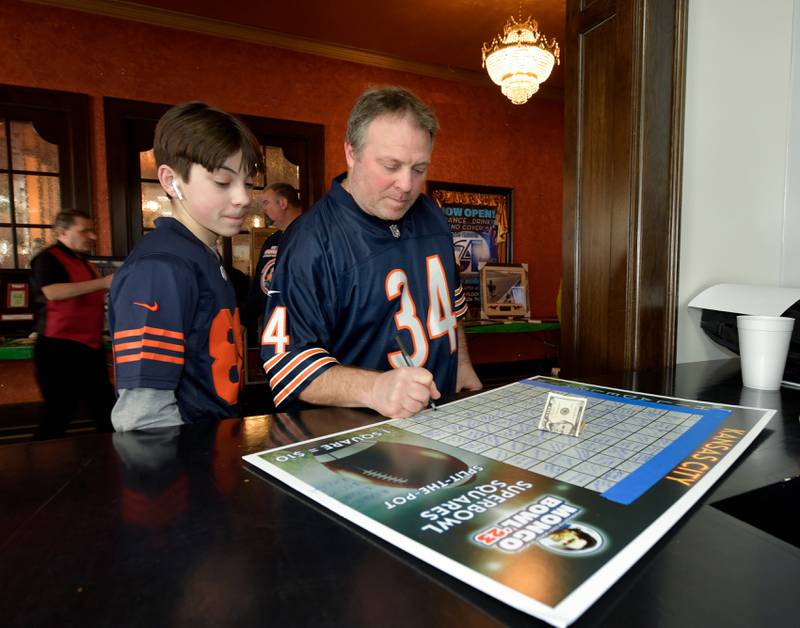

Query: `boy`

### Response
(110, 101, 264, 431)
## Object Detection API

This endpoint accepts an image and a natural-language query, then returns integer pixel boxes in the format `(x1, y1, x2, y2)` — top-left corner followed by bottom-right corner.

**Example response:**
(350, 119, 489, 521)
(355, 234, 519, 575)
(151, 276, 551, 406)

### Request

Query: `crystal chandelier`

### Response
(482, 6, 560, 105)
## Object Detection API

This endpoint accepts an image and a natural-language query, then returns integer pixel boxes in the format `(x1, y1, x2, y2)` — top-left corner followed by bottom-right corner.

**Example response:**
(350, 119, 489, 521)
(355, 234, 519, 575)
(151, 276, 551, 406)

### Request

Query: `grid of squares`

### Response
(389, 382, 702, 493)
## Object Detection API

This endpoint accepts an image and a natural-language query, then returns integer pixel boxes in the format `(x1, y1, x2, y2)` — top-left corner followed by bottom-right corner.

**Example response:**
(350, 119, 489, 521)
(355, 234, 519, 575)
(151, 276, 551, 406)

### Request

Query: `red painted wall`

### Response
(0, 0, 563, 317)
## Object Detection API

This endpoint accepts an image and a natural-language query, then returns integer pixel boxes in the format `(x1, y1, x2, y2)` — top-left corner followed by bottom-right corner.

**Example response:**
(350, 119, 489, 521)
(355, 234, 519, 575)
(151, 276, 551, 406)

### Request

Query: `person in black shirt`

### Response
(240, 182, 303, 333)
(29, 209, 114, 439)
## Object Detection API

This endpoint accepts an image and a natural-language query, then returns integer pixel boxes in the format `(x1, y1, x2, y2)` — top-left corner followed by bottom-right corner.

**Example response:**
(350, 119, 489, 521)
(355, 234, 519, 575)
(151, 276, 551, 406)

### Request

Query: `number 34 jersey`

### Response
(110, 218, 243, 422)
(261, 175, 468, 409)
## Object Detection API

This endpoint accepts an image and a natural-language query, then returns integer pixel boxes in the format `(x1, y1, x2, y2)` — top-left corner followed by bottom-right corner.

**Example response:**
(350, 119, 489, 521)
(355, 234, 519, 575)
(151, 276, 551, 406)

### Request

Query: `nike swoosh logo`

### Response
(267, 290, 280, 296)
(133, 301, 159, 312)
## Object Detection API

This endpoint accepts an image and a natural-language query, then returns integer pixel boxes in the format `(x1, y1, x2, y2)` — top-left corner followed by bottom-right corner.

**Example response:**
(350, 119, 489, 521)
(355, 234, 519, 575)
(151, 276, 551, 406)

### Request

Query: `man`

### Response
(261, 86, 482, 419)
(240, 182, 303, 331)
(29, 209, 115, 439)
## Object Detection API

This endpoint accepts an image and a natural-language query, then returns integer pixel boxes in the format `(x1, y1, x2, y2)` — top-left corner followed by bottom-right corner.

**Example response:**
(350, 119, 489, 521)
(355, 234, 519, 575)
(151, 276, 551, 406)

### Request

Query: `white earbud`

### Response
(171, 181, 185, 201)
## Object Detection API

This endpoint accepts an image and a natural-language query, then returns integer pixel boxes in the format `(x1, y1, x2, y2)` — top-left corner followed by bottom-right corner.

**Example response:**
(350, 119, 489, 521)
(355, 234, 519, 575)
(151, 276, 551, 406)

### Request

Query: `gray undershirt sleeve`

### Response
(111, 388, 184, 432)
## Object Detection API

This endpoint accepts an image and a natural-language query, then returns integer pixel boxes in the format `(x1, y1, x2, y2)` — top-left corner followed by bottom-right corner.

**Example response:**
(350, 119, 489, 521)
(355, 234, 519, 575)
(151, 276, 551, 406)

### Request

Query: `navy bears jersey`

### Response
(256, 230, 282, 294)
(240, 229, 283, 329)
(261, 174, 468, 409)
(110, 218, 243, 422)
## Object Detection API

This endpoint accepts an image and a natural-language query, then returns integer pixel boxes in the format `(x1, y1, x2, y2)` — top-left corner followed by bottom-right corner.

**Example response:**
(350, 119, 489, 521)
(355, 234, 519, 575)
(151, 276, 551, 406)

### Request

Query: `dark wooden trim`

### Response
(631, 0, 688, 370)
(0, 84, 92, 215)
(562, 0, 686, 376)
(664, 0, 689, 369)
(237, 114, 325, 209)
(104, 98, 167, 256)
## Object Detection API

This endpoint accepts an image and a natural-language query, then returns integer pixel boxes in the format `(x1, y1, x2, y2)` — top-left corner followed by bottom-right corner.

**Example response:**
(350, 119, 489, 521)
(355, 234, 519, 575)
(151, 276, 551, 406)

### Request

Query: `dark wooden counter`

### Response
(1, 359, 799, 627)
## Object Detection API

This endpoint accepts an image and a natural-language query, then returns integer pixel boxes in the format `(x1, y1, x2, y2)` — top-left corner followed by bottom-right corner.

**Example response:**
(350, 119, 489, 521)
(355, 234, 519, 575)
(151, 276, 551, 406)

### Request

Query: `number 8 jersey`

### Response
(261, 175, 468, 409)
(110, 218, 243, 422)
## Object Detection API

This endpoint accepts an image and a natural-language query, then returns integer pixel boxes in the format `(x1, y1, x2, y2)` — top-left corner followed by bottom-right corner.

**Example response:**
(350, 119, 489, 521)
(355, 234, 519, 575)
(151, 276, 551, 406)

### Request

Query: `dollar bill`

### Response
(538, 392, 587, 436)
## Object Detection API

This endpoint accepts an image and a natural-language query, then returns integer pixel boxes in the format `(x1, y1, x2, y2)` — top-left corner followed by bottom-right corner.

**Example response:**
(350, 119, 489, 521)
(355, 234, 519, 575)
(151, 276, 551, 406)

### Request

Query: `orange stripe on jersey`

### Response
(263, 351, 287, 373)
(269, 347, 330, 389)
(455, 302, 468, 318)
(113, 326, 185, 341)
(115, 351, 185, 366)
(115, 338, 185, 353)
(273, 357, 338, 407)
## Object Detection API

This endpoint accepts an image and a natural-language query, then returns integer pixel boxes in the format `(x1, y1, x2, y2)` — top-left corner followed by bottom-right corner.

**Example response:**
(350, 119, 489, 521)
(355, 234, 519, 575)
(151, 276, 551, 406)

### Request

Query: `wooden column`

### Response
(562, 0, 688, 376)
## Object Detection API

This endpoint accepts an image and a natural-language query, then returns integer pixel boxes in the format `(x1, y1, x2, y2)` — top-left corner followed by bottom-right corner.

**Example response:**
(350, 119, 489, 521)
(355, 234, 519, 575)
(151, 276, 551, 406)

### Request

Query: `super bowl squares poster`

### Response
(244, 377, 774, 627)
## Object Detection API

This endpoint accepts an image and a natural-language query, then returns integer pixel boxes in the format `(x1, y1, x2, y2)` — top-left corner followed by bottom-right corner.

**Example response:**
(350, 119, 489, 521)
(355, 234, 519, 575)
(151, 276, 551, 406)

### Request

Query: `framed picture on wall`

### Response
(6, 282, 29, 309)
(479, 262, 530, 320)
(427, 181, 514, 319)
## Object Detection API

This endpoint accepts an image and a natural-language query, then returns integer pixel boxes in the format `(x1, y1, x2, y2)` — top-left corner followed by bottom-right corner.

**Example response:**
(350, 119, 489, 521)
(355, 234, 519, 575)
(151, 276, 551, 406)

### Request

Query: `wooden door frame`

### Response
(562, 0, 689, 377)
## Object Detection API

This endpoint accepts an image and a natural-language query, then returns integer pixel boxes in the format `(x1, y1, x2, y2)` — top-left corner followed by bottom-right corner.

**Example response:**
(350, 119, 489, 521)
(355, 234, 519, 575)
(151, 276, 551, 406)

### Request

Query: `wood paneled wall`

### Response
(562, 0, 688, 376)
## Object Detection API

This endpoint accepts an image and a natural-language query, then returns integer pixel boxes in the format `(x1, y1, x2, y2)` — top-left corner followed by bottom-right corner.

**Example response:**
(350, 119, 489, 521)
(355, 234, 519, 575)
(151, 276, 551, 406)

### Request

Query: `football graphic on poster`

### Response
(314, 441, 470, 488)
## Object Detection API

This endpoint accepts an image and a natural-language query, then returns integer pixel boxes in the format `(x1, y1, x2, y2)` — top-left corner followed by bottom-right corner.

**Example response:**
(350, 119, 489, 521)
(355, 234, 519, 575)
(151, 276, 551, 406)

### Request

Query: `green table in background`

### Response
(0, 341, 34, 361)
(464, 321, 560, 334)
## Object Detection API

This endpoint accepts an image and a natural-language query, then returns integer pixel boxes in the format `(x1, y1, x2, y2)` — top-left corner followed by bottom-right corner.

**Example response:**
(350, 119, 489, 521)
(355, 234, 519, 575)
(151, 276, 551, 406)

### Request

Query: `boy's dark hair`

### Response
(346, 86, 439, 155)
(154, 101, 264, 180)
(53, 208, 91, 231)
(265, 182, 301, 208)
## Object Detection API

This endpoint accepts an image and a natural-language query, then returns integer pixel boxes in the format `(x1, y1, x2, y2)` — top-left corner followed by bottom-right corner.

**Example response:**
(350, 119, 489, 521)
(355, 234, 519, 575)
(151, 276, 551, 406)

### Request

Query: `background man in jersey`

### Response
(29, 209, 114, 439)
(110, 101, 264, 431)
(240, 182, 303, 334)
(261, 86, 482, 419)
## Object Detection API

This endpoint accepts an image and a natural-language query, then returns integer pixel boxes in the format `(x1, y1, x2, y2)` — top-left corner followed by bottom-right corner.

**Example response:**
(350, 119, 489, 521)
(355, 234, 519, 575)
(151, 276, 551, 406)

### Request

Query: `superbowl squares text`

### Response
(383, 464, 484, 510)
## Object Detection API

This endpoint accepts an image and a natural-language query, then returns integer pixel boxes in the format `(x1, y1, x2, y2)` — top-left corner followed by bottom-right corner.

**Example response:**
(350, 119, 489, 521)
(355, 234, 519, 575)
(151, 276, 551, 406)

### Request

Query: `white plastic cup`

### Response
(736, 315, 795, 390)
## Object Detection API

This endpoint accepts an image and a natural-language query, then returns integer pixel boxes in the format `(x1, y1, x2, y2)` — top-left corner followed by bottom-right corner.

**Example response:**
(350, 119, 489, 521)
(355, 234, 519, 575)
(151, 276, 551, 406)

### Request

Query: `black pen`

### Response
(394, 334, 437, 411)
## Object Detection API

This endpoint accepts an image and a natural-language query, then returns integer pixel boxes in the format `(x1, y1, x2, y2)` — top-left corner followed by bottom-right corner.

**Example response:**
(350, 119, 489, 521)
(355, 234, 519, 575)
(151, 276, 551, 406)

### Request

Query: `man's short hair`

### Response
(53, 209, 91, 231)
(154, 101, 265, 180)
(265, 182, 301, 208)
(346, 86, 439, 155)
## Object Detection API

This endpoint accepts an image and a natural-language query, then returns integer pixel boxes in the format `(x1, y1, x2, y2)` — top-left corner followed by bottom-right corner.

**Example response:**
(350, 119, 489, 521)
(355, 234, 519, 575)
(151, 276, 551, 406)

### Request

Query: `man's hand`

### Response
(368, 367, 441, 419)
(456, 361, 483, 392)
(455, 323, 482, 393)
(41, 274, 114, 301)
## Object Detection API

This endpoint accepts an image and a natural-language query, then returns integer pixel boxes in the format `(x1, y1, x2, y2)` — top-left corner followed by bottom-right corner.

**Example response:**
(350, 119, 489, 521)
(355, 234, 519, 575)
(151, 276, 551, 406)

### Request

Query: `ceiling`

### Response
(36, 0, 566, 90)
